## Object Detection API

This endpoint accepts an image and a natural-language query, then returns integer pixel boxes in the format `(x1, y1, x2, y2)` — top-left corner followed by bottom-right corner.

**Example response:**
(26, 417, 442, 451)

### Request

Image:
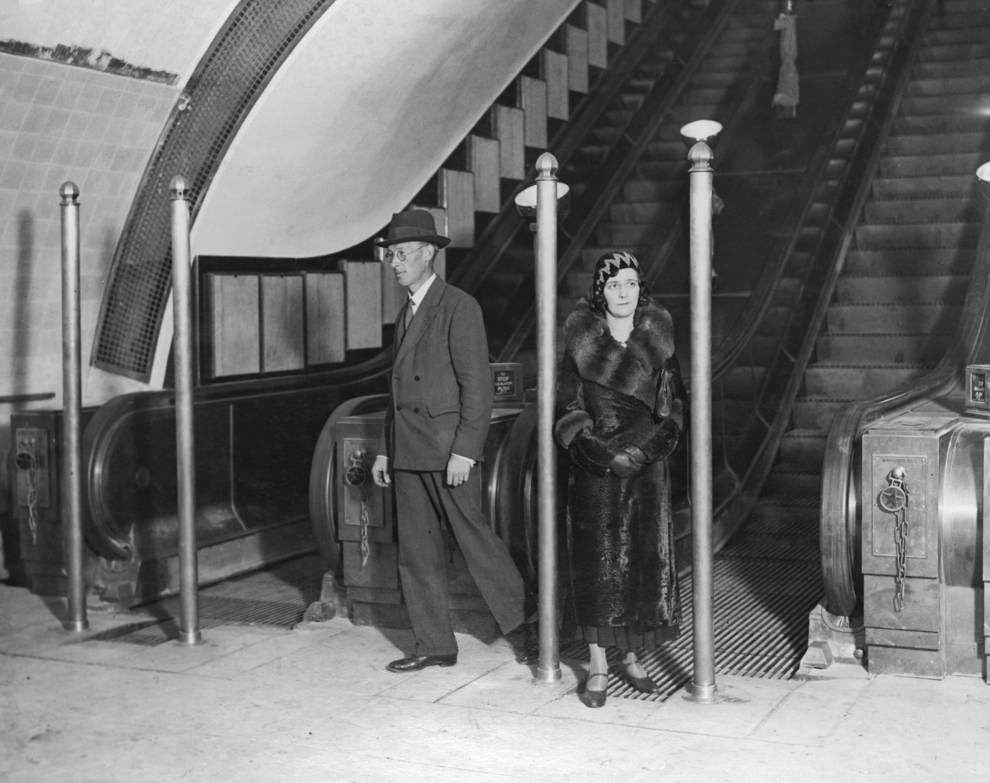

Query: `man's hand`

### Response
(371, 454, 390, 487)
(446, 454, 473, 487)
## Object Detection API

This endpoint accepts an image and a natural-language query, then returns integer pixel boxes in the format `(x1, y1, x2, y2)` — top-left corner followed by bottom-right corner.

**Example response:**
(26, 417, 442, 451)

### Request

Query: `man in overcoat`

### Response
(371, 209, 525, 672)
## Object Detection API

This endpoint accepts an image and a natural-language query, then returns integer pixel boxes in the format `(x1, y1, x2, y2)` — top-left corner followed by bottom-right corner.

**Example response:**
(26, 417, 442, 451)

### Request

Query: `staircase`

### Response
(751, 0, 990, 573)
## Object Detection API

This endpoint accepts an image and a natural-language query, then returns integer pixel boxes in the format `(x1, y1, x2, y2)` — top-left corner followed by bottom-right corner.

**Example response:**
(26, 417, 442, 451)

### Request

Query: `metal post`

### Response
(684, 124, 718, 702)
(534, 152, 562, 683)
(59, 182, 88, 632)
(170, 175, 201, 645)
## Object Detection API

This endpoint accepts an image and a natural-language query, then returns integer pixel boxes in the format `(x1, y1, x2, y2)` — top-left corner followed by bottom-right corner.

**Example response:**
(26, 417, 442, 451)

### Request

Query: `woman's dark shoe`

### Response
(580, 671, 609, 708)
(620, 663, 659, 694)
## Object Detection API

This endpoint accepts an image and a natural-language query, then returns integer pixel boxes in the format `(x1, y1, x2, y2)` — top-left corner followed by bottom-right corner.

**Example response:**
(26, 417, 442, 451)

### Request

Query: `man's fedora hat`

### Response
(375, 209, 451, 248)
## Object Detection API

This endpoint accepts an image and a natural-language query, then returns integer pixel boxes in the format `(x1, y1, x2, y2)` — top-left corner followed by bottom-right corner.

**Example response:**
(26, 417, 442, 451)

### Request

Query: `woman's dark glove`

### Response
(637, 418, 680, 461)
(556, 410, 613, 475)
(610, 419, 681, 477)
(554, 410, 593, 448)
(609, 445, 649, 478)
(568, 431, 614, 476)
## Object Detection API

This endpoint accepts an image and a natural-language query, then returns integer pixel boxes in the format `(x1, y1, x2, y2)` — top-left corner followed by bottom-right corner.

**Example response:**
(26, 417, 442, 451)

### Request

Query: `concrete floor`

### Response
(2, 583, 989, 783)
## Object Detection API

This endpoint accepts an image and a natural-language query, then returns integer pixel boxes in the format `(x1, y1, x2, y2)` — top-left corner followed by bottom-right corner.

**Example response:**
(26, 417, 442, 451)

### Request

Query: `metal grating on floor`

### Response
(561, 554, 824, 702)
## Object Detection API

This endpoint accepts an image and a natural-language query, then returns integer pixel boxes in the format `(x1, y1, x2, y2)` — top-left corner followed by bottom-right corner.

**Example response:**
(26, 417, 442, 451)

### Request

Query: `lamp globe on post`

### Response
(977, 161, 990, 202)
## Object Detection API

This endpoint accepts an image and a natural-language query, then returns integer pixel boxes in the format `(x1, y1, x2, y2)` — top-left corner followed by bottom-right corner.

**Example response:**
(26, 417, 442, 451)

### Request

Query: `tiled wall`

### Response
(0, 53, 178, 399)
(0, 52, 179, 519)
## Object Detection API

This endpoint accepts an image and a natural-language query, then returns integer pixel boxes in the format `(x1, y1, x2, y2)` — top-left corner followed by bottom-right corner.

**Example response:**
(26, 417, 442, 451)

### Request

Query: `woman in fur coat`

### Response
(554, 250, 684, 709)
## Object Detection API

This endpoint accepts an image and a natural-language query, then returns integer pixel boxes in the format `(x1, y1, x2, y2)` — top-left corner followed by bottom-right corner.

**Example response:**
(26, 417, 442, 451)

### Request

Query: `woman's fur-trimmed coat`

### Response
(555, 299, 683, 641)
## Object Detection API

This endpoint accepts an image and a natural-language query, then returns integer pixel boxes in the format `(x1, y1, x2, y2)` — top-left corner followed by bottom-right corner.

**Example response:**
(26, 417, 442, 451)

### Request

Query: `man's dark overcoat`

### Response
(379, 278, 523, 656)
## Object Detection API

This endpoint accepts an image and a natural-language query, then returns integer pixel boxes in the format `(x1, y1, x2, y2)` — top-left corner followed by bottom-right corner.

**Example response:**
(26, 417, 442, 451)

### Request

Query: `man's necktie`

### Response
(404, 303, 415, 330)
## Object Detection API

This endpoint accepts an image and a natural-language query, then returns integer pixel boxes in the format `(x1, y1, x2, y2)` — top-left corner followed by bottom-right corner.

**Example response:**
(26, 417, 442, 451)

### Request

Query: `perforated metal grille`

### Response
(558, 554, 824, 702)
(92, 0, 337, 380)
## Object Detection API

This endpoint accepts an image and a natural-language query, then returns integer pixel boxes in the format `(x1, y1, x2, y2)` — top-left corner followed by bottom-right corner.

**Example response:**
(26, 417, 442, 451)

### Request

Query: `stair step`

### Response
(885, 131, 988, 157)
(615, 92, 647, 111)
(914, 56, 990, 79)
(761, 471, 823, 498)
(924, 26, 990, 47)
(595, 221, 664, 247)
(835, 274, 967, 304)
(642, 139, 689, 160)
(922, 41, 990, 62)
(900, 94, 989, 116)
(603, 106, 635, 127)
(931, 6, 990, 27)
(632, 160, 688, 179)
(623, 179, 685, 202)
(879, 151, 986, 178)
(681, 85, 735, 107)
(719, 365, 767, 397)
(853, 221, 978, 250)
(815, 333, 953, 364)
(803, 365, 931, 397)
(892, 113, 990, 135)
(907, 73, 990, 97)
(609, 200, 675, 223)
(791, 398, 853, 432)
(845, 247, 975, 275)
(825, 303, 961, 333)
(778, 429, 826, 467)
(863, 197, 981, 224)
(689, 70, 738, 89)
(871, 174, 978, 200)
(588, 125, 625, 145)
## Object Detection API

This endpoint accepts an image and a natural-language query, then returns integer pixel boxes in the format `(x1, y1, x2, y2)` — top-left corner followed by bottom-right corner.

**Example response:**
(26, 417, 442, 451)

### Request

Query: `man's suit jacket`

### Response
(379, 278, 493, 472)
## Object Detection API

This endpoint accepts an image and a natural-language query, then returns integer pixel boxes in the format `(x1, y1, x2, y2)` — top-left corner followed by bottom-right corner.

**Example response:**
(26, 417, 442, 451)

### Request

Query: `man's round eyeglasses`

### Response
(383, 244, 426, 263)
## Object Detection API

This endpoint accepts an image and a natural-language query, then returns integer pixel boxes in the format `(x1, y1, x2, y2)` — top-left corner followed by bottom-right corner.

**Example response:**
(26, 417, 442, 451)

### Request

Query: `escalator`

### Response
(818, 0, 990, 619)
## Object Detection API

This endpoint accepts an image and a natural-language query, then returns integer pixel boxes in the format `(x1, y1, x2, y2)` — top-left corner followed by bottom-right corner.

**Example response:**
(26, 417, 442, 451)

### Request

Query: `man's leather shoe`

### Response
(386, 653, 457, 673)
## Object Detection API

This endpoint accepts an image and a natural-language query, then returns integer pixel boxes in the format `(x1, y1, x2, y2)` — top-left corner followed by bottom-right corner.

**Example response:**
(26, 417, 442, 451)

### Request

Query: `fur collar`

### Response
(563, 299, 675, 408)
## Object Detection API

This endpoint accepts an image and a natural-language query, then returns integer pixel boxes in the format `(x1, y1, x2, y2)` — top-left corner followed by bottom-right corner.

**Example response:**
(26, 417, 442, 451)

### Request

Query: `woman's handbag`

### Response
(654, 358, 675, 420)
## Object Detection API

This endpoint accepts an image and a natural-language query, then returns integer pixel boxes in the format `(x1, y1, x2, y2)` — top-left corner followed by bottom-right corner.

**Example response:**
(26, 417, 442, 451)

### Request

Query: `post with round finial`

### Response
(680, 119, 722, 703)
(170, 175, 202, 646)
(59, 182, 88, 632)
(534, 153, 562, 683)
(515, 152, 569, 682)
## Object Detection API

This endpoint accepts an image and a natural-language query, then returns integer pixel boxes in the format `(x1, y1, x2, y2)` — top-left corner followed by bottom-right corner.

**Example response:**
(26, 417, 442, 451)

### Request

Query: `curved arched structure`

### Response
(91, 0, 580, 382)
